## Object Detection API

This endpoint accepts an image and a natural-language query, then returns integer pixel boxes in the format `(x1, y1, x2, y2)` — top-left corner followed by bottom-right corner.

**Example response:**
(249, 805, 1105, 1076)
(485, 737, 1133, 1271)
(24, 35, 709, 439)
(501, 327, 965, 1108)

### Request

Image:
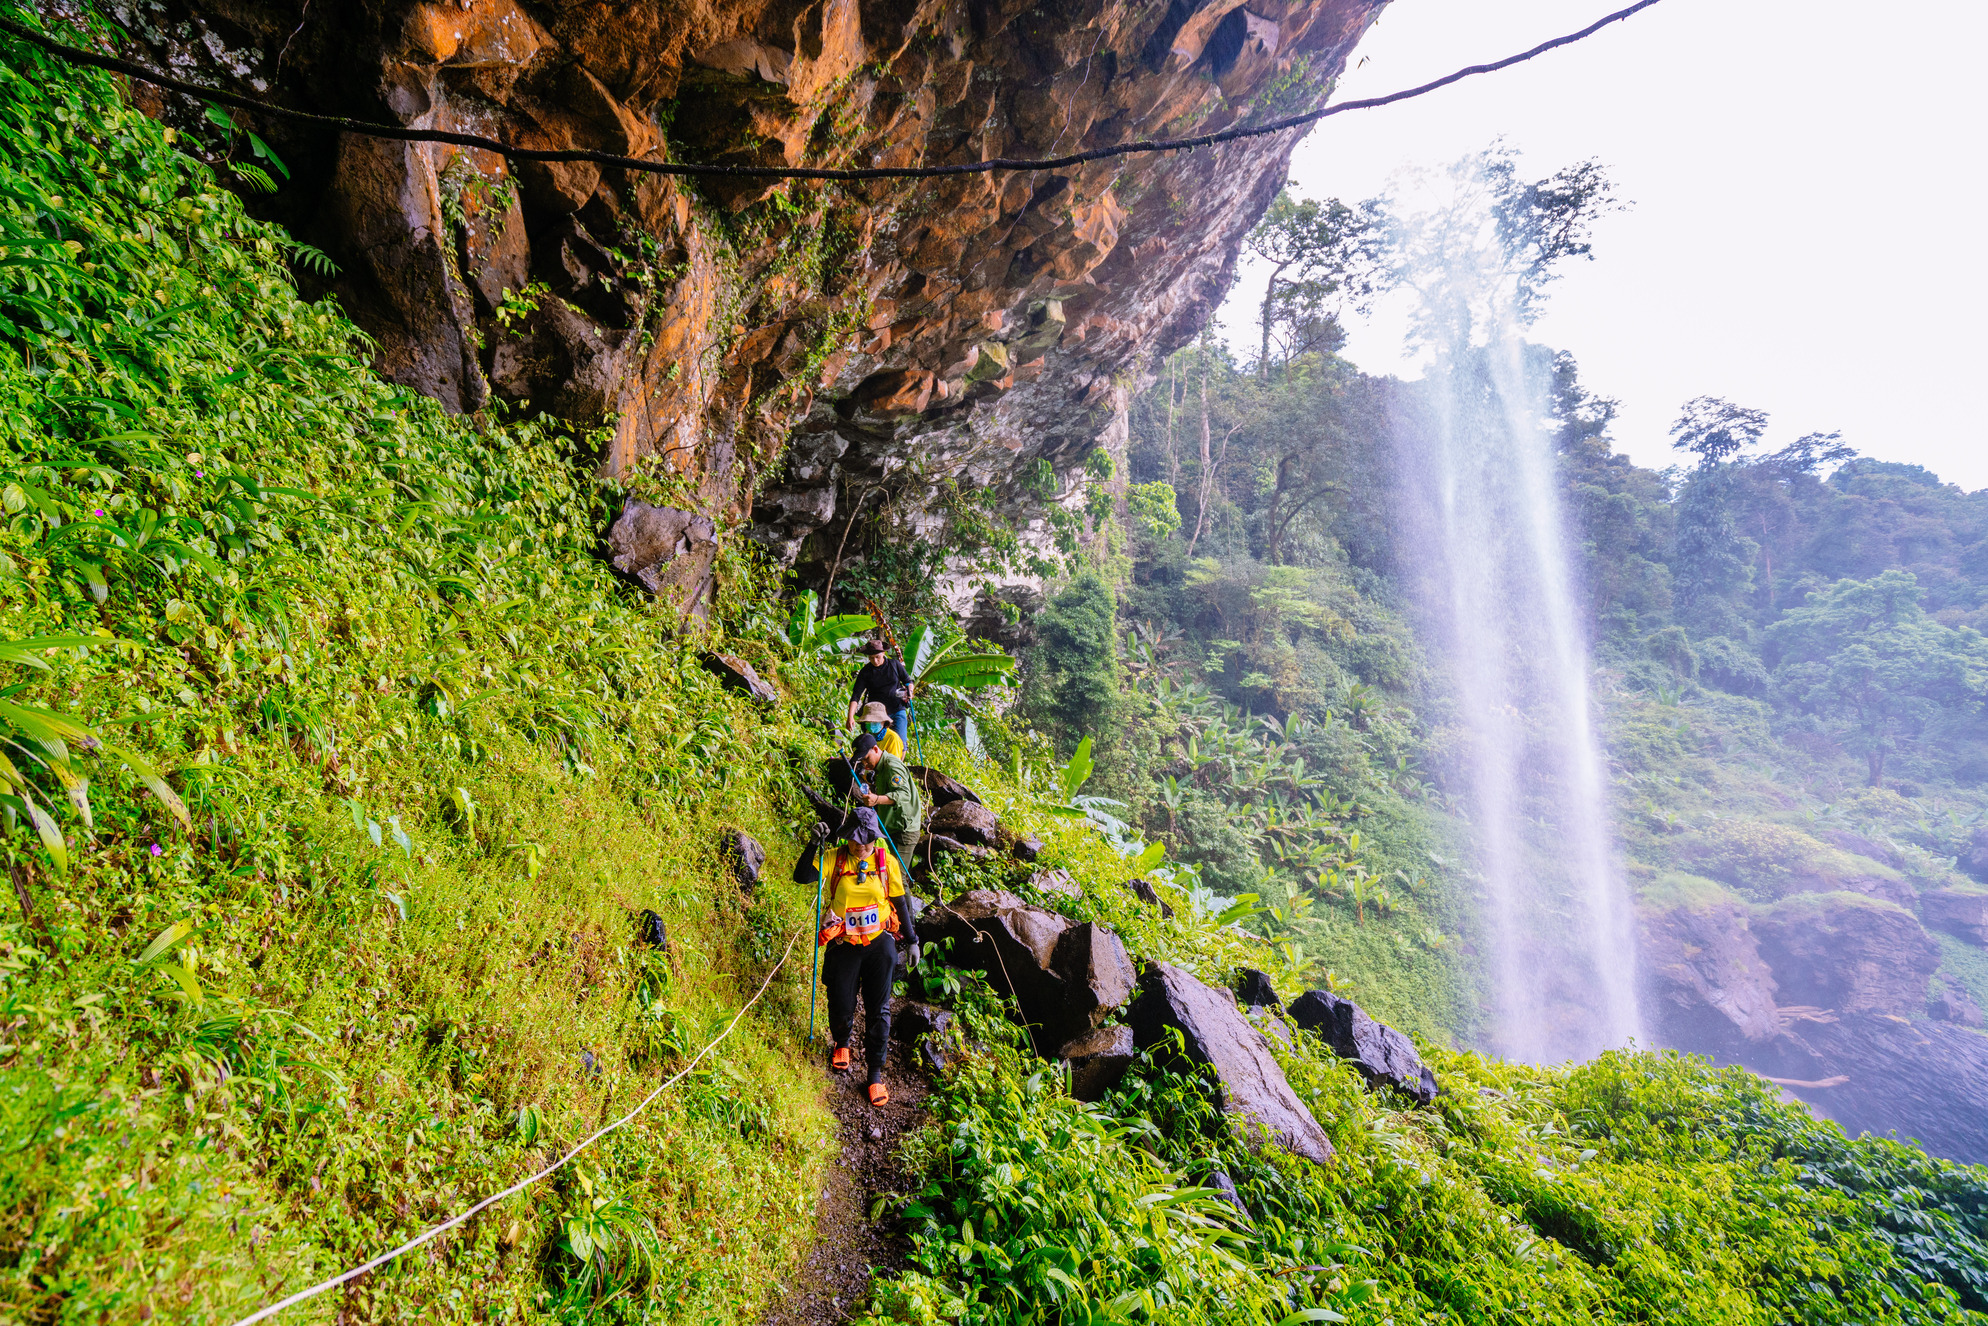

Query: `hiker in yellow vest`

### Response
(794, 806, 916, 1106)
(854, 700, 907, 758)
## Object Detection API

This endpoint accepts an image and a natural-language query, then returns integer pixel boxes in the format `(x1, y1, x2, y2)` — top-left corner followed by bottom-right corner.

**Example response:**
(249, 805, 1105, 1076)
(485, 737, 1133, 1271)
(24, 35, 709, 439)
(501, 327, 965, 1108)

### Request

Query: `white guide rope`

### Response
(230, 926, 806, 1325)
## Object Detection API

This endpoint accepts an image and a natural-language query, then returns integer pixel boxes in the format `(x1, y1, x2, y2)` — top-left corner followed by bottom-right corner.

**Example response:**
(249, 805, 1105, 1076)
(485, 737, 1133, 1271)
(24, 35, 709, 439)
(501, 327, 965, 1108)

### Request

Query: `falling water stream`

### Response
(1384, 164, 1642, 1061)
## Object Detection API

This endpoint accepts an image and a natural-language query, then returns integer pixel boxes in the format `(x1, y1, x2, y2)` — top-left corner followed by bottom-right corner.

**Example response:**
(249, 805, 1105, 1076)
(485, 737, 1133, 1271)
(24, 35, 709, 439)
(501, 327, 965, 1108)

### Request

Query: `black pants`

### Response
(823, 933, 897, 1081)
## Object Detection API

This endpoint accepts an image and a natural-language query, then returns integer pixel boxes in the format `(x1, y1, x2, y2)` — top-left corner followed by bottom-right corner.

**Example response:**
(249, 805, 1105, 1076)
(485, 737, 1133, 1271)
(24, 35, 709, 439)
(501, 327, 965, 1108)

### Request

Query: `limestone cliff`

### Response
(107, 0, 1385, 602)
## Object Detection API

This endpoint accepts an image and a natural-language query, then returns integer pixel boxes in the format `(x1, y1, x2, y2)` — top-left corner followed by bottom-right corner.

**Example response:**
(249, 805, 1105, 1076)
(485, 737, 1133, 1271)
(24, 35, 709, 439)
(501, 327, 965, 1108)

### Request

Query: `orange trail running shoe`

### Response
(830, 1047, 851, 1072)
(868, 1081, 890, 1107)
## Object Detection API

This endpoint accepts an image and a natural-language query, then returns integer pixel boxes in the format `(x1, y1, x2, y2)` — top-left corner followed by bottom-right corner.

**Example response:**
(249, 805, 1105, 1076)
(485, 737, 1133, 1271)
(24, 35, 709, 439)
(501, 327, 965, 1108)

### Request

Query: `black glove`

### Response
(810, 820, 831, 844)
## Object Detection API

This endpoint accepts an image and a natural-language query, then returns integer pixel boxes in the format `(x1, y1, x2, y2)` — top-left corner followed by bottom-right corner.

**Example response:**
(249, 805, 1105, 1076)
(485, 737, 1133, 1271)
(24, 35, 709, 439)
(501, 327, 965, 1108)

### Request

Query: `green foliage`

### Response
(1768, 570, 1988, 784)
(1023, 568, 1122, 754)
(872, 1024, 1988, 1325)
(0, 29, 842, 1322)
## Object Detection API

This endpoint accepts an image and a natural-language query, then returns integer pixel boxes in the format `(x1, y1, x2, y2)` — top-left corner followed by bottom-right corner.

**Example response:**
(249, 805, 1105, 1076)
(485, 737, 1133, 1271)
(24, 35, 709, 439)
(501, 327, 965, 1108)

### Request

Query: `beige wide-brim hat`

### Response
(857, 701, 892, 723)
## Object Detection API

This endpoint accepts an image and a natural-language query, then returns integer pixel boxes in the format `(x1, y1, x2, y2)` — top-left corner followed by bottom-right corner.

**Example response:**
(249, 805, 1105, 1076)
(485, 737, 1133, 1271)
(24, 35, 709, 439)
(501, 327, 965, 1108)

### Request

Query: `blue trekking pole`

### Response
(806, 849, 825, 1044)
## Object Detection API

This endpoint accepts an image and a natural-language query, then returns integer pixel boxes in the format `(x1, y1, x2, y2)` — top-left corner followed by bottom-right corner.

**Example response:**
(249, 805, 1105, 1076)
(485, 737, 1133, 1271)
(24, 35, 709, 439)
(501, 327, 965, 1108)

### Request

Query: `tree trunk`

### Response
(1187, 371, 1213, 558)
(1257, 262, 1289, 380)
(1867, 748, 1885, 786)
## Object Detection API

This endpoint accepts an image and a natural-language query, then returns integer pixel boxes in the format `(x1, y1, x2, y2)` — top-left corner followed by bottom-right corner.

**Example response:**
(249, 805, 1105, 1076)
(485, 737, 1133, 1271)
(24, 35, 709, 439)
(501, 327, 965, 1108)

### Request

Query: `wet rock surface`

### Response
(927, 800, 1001, 848)
(1058, 1024, 1135, 1101)
(720, 829, 767, 890)
(1922, 887, 1988, 946)
(1744, 1012, 1988, 1165)
(128, 0, 1389, 608)
(1234, 968, 1282, 1009)
(1752, 892, 1941, 1016)
(1130, 962, 1334, 1165)
(699, 651, 778, 705)
(1640, 897, 1781, 1050)
(922, 889, 1134, 1050)
(1287, 989, 1439, 1106)
(909, 765, 980, 808)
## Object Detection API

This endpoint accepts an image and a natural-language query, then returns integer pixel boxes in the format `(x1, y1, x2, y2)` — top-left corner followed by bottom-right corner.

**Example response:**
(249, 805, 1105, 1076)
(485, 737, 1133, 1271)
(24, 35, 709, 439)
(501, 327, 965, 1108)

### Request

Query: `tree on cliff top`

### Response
(1768, 569, 1988, 785)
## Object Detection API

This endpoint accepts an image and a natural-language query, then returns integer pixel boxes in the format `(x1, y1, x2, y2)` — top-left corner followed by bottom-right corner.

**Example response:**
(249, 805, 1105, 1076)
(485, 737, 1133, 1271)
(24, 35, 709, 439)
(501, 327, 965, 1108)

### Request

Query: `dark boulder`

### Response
(1126, 877, 1175, 919)
(635, 909, 668, 951)
(923, 890, 1135, 1049)
(909, 765, 981, 808)
(929, 800, 1001, 848)
(1287, 990, 1439, 1106)
(1007, 833, 1044, 862)
(1922, 888, 1988, 946)
(698, 651, 777, 705)
(891, 998, 955, 1073)
(1235, 969, 1282, 1009)
(1129, 962, 1334, 1165)
(1058, 1024, 1134, 1101)
(1753, 892, 1940, 1015)
(607, 500, 717, 614)
(719, 829, 766, 891)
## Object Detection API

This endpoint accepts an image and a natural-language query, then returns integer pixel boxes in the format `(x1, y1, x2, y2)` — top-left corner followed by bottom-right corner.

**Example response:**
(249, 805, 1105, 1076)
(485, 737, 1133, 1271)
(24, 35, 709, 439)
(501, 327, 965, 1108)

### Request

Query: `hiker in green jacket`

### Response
(850, 731, 921, 860)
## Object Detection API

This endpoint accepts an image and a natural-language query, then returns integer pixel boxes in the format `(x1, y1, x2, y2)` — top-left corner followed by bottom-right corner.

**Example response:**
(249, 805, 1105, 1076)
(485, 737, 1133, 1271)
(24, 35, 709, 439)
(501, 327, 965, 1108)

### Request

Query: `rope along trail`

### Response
(1, 2, 1665, 183)
(230, 926, 806, 1326)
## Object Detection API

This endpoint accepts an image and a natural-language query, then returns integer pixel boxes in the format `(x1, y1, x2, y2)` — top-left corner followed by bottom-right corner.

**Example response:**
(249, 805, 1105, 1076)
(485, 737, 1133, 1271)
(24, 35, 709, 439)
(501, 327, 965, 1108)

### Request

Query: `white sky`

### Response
(1212, 0, 1988, 491)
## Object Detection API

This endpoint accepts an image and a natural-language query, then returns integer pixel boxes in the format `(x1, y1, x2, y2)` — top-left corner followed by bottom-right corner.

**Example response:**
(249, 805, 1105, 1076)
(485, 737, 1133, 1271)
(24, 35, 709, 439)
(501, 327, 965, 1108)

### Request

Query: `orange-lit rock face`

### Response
(128, 0, 1384, 580)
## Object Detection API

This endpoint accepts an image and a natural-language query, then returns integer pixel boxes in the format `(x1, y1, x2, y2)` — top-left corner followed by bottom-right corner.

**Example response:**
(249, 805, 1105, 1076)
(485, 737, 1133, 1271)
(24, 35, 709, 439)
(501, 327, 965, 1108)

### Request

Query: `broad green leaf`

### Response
(152, 960, 203, 1006)
(106, 743, 190, 829)
(135, 918, 195, 964)
(0, 635, 95, 670)
(922, 654, 1015, 690)
(1131, 841, 1166, 873)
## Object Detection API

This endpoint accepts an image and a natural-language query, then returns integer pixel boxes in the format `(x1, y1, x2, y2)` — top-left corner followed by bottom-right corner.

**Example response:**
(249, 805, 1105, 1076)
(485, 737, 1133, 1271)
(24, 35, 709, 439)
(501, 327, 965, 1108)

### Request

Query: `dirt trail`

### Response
(761, 997, 932, 1326)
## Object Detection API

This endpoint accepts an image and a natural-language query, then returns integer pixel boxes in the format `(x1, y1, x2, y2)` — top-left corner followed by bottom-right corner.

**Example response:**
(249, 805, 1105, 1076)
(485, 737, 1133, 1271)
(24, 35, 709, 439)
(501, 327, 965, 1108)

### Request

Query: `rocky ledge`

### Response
(120, 0, 1386, 601)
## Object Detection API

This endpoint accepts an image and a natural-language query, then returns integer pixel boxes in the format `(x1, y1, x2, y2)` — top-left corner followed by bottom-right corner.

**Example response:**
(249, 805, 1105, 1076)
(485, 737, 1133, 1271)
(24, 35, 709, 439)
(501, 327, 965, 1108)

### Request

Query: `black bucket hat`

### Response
(846, 806, 883, 845)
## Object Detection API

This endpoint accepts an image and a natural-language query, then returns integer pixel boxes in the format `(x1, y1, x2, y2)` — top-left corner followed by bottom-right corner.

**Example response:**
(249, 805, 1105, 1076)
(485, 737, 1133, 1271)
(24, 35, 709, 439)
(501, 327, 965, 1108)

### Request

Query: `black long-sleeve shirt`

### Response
(848, 658, 912, 713)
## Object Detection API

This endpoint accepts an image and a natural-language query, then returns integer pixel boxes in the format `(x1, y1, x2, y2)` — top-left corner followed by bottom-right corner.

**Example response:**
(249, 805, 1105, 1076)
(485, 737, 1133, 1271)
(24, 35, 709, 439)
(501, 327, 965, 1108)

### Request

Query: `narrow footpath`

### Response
(761, 995, 932, 1326)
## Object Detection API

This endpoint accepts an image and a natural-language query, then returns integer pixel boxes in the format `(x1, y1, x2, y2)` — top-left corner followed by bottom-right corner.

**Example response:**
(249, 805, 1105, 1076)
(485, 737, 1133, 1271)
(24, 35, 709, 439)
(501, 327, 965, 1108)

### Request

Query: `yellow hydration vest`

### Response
(823, 842, 905, 946)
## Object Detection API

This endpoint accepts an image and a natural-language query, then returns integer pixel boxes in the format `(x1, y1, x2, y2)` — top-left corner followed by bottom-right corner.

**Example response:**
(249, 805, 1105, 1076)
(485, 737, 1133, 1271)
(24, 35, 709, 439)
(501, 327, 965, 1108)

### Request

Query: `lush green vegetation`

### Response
(6, 22, 1988, 1326)
(0, 31, 849, 1322)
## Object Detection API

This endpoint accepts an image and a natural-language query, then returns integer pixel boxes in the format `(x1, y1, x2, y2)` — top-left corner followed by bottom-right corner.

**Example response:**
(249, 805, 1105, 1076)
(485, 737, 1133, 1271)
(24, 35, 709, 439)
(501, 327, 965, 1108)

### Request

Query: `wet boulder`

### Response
(909, 765, 981, 808)
(1058, 1024, 1134, 1101)
(1129, 962, 1334, 1165)
(929, 799, 1001, 848)
(1287, 989, 1440, 1106)
(1922, 887, 1988, 946)
(1235, 969, 1282, 1009)
(1638, 881, 1781, 1051)
(1753, 891, 1940, 1015)
(1006, 832, 1045, 862)
(719, 829, 765, 891)
(923, 889, 1135, 1048)
(1126, 877, 1175, 918)
(698, 651, 777, 705)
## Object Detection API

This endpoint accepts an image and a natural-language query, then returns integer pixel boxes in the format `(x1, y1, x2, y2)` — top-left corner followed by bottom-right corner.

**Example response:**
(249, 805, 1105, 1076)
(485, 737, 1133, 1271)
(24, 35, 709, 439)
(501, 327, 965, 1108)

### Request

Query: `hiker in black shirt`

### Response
(845, 638, 911, 749)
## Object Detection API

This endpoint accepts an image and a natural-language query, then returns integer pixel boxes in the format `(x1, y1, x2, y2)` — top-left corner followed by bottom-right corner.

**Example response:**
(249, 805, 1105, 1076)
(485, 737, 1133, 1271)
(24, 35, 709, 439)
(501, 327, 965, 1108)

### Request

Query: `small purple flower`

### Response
(92, 509, 106, 517)
(148, 843, 163, 857)
(194, 470, 204, 477)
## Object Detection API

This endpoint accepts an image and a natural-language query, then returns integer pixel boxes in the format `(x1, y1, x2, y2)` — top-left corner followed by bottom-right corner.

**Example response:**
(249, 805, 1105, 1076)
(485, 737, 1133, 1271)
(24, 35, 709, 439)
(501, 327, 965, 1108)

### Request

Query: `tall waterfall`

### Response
(1384, 161, 1642, 1062)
